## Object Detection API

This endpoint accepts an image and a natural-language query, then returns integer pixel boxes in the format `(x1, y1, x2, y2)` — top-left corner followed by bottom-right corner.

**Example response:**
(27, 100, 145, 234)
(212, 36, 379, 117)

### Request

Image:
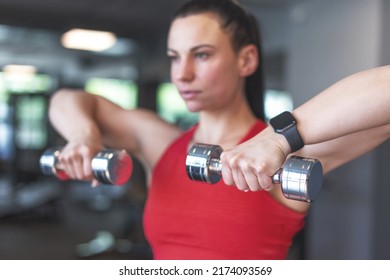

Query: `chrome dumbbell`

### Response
(185, 143, 323, 202)
(40, 147, 133, 185)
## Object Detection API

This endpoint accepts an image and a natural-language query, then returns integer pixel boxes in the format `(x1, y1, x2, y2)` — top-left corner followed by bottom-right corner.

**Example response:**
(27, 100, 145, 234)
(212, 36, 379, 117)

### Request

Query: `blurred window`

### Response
(0, 72, 52, 96)
(15, 95, 48, 149)
(0, 72, 53, 160)
(156, 82, 198, 129)
(85, 78, 138, 109)
(264, 89, 294, 121)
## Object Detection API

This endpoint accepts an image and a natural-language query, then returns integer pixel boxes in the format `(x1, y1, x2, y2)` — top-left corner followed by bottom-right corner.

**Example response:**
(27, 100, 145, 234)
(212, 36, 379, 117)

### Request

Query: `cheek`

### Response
(201, 63, 230, 86)
(202, 64, 239, 93)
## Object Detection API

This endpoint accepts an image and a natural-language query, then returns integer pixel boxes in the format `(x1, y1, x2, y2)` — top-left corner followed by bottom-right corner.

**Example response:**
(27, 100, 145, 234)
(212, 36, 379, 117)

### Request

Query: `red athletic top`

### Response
(143, 121, 306, 259)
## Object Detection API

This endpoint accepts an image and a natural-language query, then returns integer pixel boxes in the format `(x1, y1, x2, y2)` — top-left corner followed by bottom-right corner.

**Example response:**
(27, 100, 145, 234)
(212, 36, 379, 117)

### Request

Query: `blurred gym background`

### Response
(0, 0, 390, 260)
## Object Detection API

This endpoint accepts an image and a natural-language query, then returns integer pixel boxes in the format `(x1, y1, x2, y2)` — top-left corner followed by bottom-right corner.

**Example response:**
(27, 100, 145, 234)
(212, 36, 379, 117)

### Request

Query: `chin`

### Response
(184, 103, 202, 113)
(187, 108, 200, 113)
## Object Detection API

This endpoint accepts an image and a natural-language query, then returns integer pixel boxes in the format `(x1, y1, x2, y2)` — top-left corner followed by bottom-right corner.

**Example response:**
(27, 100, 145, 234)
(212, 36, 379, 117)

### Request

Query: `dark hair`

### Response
(172, 0, 265, 120)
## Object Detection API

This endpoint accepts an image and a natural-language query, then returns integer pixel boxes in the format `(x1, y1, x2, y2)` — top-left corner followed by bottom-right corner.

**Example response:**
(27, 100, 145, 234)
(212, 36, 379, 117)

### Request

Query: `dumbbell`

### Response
(185, 143, 323, 202)
(40, 147, 133, 185)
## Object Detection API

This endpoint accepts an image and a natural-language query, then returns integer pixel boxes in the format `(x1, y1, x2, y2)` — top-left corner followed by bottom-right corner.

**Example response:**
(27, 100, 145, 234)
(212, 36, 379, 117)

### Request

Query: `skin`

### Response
(51, 11, 390, 214)
(50, 12, 300, 207)
(221, 65, 390, 212)
(168, 13, 259, 147)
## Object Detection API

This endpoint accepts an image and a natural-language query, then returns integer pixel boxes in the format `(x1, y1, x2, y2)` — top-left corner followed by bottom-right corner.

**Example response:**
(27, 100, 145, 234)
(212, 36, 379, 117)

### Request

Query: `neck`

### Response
(193, 104, 258, 149)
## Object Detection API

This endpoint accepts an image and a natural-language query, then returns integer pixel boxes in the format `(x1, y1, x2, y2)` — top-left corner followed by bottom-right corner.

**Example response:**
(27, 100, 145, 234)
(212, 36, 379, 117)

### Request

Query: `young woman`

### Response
(49, 0, 306, 259)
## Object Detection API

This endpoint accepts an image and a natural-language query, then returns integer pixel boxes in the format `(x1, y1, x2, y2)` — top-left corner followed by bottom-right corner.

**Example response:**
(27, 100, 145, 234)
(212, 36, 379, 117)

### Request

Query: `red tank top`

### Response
(143, 121, 306, 259)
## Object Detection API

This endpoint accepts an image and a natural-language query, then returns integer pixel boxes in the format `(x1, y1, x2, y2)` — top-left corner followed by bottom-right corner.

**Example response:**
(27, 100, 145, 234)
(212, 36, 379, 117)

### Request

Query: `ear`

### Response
(237, 44, 259, 77)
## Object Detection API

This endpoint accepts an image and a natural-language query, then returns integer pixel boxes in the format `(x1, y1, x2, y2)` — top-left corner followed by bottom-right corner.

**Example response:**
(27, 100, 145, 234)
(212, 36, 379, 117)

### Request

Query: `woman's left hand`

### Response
(220, 127, 290, 192)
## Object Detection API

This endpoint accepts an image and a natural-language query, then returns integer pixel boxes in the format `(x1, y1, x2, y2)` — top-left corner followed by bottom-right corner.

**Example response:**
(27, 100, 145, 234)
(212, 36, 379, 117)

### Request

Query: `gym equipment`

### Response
(40, 147, 133, 185)
(185, 143, 323, 202)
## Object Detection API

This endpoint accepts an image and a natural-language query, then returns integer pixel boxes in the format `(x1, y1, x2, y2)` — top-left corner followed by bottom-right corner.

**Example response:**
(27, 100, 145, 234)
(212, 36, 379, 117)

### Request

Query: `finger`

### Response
(59, 150, 83, 180)
(58, 152, 74, 178)
(256, 173, 274, 191)
(221, 165, 235, 186)
(232, 168, 250, 192)
(250, 161, 274, 191)
(79, 147, 95, 179)
(91, 179, 100, 188)
(242, 171, 262, 192)
(220, 152, 235, 186)
(72, 153, 86, 180)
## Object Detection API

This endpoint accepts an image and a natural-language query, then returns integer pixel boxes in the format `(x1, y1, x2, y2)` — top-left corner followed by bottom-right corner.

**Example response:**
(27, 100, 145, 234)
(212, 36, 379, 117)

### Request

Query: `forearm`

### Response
(48, 89, 107, 182)
(49, 88, 102, 145)
(294, 65, 390, 146)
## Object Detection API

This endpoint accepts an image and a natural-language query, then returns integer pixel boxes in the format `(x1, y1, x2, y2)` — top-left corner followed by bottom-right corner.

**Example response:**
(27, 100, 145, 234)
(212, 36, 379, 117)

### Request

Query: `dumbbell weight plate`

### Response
(39, 147, 70, 180)
(92, 149, 133, 185)
(280, 156, 323, 202)
(186, 143, 222, 184)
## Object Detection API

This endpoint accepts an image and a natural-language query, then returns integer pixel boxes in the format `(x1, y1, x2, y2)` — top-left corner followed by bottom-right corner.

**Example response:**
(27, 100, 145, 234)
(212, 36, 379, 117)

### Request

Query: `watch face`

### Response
(270, 111, 296, 132)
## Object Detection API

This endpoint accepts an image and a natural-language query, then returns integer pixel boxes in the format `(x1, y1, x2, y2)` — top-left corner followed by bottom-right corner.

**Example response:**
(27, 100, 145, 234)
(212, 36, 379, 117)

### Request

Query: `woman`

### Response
(49, 0, 305, 259)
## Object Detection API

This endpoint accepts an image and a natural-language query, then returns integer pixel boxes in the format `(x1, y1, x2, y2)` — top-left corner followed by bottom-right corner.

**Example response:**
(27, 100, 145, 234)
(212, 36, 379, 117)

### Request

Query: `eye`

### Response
(195, 52, 209, 60)
(167, 54, 179, 62)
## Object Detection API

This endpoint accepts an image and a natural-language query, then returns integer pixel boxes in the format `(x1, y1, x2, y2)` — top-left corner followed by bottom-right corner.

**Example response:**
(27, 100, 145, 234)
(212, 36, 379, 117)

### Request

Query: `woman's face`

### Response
(167, 13, 244, 113)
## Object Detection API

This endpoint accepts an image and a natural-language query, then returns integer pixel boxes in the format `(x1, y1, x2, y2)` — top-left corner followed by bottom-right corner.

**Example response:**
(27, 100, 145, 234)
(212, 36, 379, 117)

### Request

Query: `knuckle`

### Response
(254, 162, 267, 176)
(80, 145, 95, 157)
(229, 157, 239, 169)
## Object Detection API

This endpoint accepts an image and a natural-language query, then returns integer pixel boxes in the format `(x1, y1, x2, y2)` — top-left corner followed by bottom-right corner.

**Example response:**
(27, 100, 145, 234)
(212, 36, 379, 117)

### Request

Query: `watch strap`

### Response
(283, 123, 304, 153)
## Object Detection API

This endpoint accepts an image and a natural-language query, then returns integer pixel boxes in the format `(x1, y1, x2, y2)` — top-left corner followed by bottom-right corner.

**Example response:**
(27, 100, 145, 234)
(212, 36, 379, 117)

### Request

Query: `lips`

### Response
(179, 90, 201, 100)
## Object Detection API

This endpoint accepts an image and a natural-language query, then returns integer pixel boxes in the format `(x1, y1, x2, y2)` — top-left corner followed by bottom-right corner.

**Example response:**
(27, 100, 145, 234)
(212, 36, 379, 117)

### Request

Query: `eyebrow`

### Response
(167, 44, 216, 53)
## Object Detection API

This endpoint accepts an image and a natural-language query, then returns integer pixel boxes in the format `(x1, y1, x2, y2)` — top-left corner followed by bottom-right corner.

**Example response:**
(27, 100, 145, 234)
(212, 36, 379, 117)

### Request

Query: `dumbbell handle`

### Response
(40, 147, 133, 185)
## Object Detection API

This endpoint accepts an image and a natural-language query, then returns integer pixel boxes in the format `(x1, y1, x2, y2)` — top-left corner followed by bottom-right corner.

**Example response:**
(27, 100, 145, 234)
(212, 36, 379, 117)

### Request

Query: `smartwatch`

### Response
(269, 111, 304, 153)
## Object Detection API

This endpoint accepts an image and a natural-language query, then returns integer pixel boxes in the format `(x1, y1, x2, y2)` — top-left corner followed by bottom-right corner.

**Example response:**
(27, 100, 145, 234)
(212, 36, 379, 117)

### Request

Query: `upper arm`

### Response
(92, 95, 182, 170)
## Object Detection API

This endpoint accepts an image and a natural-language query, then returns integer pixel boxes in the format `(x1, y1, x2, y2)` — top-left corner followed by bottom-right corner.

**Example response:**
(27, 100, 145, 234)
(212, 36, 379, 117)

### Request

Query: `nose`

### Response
(173, 57, 195, 82)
